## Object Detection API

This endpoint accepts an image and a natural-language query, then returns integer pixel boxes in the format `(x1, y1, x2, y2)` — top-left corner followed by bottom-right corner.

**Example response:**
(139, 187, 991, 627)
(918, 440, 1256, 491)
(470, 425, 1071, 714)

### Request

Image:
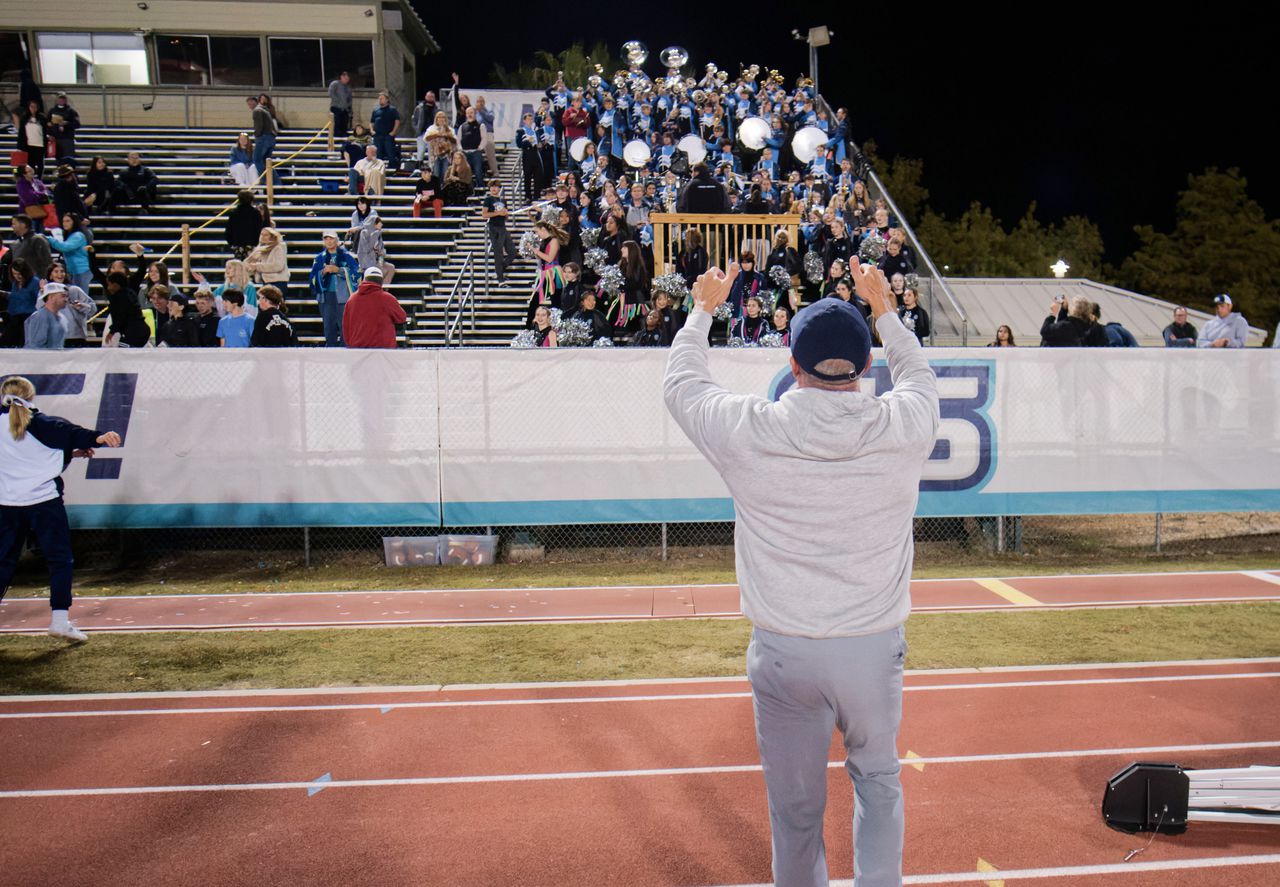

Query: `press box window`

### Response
(0, 32, 27, 83)
(271, 37, 373, 89)
(322, 40, 374, 89)
(157, 35, 263, 86)
(37, 32, 150, 85)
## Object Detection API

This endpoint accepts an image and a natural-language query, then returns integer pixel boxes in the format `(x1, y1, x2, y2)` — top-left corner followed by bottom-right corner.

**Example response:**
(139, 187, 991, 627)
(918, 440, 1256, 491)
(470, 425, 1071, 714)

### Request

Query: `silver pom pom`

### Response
(584, 247, 609, 271)
(597, 265, 624, 296)
(713, 302, 733, 322)
(803, 250, 824, 284)
(548, 307, 563, 327)
(518, 230, 541, 260)
(758, 292, 776, 316)
(652, 272, 690, 302)
(858, 232, 886, 263)
(510, 330, 538, 348)
(768, 265, 791, 289)
(555, 316, 593, 347)
(727, 336, 746, 348)
(904, 271, 920, 291)
(592, 336, 615, 347)
(759, 332, 785, 348)
(581, 227, 600, 249)
(540, 205, 561, 225)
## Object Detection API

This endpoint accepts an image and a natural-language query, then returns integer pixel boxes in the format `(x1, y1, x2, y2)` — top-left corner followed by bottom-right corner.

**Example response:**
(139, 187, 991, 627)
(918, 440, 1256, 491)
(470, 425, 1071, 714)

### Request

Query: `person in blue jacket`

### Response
(1, 258, 41, 348)
(1, 375, 122, 642)
(47, 211, 92, 294)
(309, 231, 361, 347)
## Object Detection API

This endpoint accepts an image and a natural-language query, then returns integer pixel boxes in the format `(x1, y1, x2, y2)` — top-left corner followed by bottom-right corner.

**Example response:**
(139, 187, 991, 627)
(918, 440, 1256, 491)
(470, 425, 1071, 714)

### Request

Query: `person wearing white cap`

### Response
(23, 282, 68, 349)
(342, 265, 406, 349)
(1196, 294, 1248, 348)
(309, 231, 360, 347)
(664, 261, 939, 887)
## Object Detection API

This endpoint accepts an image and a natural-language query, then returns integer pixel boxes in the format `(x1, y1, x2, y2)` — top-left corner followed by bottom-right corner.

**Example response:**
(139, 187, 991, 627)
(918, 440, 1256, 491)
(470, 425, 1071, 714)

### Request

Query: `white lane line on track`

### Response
(1244, 570, 1280, 587)
(710, 852, 1280, 886)
(6, 658, 1279, 703)
(3, 740, 1279, 799)
(4, 672, 1279, 719)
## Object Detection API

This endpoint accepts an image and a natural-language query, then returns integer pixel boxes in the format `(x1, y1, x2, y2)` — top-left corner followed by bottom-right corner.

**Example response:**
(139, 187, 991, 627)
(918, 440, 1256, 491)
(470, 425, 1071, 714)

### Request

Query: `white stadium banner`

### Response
(6, 348, 1278, 528)
(464, 89, 551, 143)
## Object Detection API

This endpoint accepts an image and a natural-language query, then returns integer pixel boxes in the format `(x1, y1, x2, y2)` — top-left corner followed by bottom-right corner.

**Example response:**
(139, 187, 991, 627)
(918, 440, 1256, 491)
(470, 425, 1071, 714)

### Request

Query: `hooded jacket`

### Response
(342, 279, 406, 348)
(1197, 311, 1249, 348)
(663, 309, 939, 638)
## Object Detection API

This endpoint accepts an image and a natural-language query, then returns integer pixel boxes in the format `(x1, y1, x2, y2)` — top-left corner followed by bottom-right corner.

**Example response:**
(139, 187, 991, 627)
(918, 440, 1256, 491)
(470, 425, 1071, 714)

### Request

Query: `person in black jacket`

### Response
(1040, 296, 1091, 346)
(676, 228, 709, 289)
(765, 230, 801, 279)
(47, 92, 80, 162)
(677, 164, 729, 213)
(822, 218, 855, 275)
(193, 291, 221, 346)
(117, 152, 159, 213)
(102, 271, 151, 347)
(84, 157, 117, 215)
(251, 286, 298, 346)
(898, 288, 930, 344)
(878, 235, 915, 279)
(558, 263, 583, 314)
(225, 190, 264, 259)
(52, 165, 86, 221)
(157, 292, 199, 347)
(571, 289, 610, 343)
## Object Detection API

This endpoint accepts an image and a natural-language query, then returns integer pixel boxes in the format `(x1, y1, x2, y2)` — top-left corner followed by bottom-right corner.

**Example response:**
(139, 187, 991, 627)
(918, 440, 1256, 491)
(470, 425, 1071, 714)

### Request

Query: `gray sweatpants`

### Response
(747, 624, 907, 887)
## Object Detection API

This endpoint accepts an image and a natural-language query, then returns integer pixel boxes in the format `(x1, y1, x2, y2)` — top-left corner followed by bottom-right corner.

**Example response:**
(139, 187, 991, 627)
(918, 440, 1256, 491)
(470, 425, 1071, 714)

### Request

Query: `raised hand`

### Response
(852, 262, 894, 319)
(692, 263, 741, 314)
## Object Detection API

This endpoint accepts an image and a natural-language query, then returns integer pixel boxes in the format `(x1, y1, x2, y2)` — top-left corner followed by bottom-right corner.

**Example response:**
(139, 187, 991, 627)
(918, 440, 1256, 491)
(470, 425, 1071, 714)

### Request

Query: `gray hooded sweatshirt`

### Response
(664, 309, 939, 639)
(1196, 311, 1248, 348)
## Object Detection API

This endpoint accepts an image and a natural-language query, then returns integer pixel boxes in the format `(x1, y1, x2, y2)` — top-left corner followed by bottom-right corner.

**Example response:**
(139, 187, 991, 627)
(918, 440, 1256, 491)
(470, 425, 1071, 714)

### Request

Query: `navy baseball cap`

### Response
(790, 298, 872, 382)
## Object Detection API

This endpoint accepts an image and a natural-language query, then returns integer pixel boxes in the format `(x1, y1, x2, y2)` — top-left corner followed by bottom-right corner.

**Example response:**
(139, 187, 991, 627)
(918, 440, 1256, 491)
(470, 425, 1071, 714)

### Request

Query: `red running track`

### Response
(1, 569, 1278, 634)
(2, 659, 1280, 885)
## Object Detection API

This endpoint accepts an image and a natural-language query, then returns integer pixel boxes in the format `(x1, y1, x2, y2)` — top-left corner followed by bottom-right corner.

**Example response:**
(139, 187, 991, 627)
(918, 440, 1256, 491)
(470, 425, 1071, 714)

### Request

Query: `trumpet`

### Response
(797, 75, 814, 89)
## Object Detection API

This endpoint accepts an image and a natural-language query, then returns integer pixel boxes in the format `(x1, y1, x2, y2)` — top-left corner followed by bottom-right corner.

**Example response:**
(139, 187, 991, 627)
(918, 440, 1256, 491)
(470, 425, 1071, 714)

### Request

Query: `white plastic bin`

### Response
(437, 534, 498, 566)
(382, 536, 440, 567)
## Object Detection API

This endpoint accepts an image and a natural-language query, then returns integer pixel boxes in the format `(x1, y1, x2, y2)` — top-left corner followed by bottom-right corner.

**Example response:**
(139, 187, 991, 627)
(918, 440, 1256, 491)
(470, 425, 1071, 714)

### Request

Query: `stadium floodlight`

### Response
(1103, 762, 1280, 835)
(1050, 258, 1070, 278)
(808, 26, 831, 47)
(791, 25, 832, 95)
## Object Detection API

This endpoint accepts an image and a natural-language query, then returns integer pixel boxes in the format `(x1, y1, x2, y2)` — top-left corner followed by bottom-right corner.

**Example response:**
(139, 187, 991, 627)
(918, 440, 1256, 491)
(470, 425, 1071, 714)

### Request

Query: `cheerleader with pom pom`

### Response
(730, 295, 769, 344)
(1, 376, 123, 642)
(526, 221, 569, 328)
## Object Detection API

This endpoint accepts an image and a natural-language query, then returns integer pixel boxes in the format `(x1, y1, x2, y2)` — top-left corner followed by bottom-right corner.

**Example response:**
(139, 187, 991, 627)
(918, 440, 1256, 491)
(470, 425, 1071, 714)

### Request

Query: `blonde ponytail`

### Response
(2, 376, 37, 441)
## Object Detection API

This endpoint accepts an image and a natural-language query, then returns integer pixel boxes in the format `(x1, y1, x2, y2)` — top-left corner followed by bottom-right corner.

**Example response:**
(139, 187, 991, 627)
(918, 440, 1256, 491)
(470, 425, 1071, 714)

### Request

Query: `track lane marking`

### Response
(1244, 570, 1280, 587)
(975, 579, 1042, 607)
(3, 739, 1278, 799)
(5, 672, 1280, 719)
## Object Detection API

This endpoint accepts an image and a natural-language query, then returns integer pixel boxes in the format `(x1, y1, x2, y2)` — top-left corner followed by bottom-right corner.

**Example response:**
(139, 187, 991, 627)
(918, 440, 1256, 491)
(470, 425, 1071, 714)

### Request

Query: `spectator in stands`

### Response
(310, 231, 360, 347)
(822, 218, 855, 275)
(225, 190, 264, 259)
(879, 233, 915, 278)
(343, 122, 373, 169)
(765, 230, 801, 279)
(558, 263, 583, 314)
(571, 289, 610, 343)
(1162, 307, 1197, 347)
(52, 165, 86, 221)
(342, 266, 405, 348)
(195, 259, 258, 318)
(251, 286, 297, 347)
(16, 166, 52, 233)
(677, 164, 729, 213)
(126, 243, 169, 306)
(456, 106, 485, 188)
(651, 290, 686, 343)
(351, 208, 395, 285)
(247, 96, 280, 188)
(347, 144, 385, 198)
(675, 228, 709, 289)
(23, 282, 68, 349)
(257, 94, 285, 130)
(328, 71, 353, 137)
(244, 227, 290, 299)
(732, 295, 769, 344)
(229, 132, 257, 189)
(413, 166, 442, 219)
(17, 101, 47, 178)
(625, 183, 651, 229)
(1080, 302, 1109, 347)
(5, 215, 51, 281)
(516, 112, 542, 203)
(216, 289, 254, 347)
(370, 91, 402, 167)
(527, 221, 567, 327)
(101, 271, 150, 348)
(424, 111, 457, 183)
(48, 212, 91, 293)
(117, 153, 159, 214)
(441, 151, 473, 206)
(1091, 303, 1138, 346)
(1197, 294, 1248, 348)
(771, 306, 792, 345)
(146, 285, 173, 342)
(899, 288, 930, 344)
(46, 92, 79, 163)
(531, 305, 559, 347)
(630, 307, 666, 346)
(84, 157, 116, 215)
(157, 292, 199, 348)
(194, 292, 220, 346)
(1, 259, 39, 347)
(474, 95, 499, 179)
(482, 180, 516, 284)
(1040, 296, 1091, 346)
(412, 91, 438, 163)
(989, 325, 1016, 347)
(888, 272, 907, 307)
(821, 258, 848, 299)
(45, 262, 92, 347)
(728, 251, 765, 319)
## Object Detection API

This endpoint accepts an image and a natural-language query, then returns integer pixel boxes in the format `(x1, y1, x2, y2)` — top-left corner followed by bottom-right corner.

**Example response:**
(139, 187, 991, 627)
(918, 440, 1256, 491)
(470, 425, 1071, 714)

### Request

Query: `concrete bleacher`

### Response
(2, 125, 540, 346)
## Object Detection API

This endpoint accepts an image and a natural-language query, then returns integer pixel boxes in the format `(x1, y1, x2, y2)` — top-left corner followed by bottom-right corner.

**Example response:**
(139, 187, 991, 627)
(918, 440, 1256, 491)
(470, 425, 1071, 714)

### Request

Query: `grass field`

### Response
(3, 603, 1279, 695)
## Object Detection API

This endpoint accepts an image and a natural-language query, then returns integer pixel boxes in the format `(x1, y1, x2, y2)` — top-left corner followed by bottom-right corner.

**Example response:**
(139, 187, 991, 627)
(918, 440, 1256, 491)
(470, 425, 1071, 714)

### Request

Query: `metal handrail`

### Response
(815, 93, 970, 345)
(443, 251, 477, 346)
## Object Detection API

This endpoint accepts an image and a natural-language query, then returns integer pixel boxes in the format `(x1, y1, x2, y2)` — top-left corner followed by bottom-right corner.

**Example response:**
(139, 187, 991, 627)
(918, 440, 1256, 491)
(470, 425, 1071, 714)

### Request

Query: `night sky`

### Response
(412, 5, 1276, 264)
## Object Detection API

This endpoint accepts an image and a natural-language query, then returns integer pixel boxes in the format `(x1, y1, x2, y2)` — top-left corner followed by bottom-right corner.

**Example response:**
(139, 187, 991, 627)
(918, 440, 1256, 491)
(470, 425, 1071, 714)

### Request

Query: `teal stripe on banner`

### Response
(443, 498, 737, 525)
(66, 502, 441, 529)
(916, 489, 1280, 517)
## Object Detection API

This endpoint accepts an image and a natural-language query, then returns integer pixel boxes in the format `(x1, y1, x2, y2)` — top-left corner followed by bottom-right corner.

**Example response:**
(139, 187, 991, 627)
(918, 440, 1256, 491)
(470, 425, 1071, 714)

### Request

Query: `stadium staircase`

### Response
(1, 125, 543, 347)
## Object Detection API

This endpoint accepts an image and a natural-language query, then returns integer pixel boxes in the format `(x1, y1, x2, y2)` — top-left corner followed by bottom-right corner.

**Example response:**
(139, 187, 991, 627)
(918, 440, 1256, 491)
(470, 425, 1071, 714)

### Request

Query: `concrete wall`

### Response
(0, 0, 379, 36)
(48, 86, 387, 129)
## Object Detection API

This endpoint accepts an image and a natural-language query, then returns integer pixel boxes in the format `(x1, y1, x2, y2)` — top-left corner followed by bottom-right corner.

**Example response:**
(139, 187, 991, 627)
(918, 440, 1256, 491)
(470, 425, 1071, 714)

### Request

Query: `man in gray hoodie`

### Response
(1197, 293, 1249, 348)
(664, 262, 939, 887)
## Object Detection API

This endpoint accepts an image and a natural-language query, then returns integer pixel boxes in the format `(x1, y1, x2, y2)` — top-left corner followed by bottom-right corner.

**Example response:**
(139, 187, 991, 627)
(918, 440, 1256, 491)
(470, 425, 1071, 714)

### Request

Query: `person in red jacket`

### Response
(342, 266, 406, 348)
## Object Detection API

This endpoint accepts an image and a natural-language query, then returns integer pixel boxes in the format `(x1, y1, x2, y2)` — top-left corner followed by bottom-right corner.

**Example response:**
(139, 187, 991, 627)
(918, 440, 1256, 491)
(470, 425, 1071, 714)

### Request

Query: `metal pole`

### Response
(303, 527, 311, 568)
(266, 159, 275, 208)
(180, 224, 191, 284)
(661, 522, 668, 562)
(809, 44, 819, 96)
(996, 516, 1005, 554)
(1155, 512, 1163, 553)
(101, 84, 108, 126)
(184, 86, 190, 128)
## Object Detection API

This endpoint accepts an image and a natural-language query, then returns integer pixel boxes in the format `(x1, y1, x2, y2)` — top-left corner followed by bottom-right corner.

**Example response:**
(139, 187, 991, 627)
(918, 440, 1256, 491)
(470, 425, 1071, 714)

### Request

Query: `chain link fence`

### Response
(52, 512, 1280, 580)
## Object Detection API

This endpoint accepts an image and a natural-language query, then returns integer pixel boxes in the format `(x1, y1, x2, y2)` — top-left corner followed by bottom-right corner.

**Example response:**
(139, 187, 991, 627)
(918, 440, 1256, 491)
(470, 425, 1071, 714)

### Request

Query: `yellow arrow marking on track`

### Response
(976, 857, 1004, 887)
(904, 751, 925, 772)
(976, 578, 1042, 607)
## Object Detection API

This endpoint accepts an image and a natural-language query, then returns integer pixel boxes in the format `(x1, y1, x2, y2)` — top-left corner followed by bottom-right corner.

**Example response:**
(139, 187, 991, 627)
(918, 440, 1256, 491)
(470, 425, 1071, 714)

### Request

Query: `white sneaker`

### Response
(48, 620, 88, 642)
